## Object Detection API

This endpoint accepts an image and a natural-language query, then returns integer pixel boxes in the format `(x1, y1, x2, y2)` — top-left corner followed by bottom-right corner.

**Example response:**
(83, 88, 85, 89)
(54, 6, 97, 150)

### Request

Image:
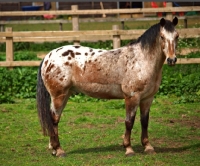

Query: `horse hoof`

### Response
(56, 149, 67, 157)
(52, 152, 67, 157)
(144, 148, 156, 154)
(125, 152, 135, 157)
(125, 147, 135, 157)
(51, 149, 66, 157)
(57, 153, 67, 158)
(125, 149, 135, 157)
(144, 144, 156, 154)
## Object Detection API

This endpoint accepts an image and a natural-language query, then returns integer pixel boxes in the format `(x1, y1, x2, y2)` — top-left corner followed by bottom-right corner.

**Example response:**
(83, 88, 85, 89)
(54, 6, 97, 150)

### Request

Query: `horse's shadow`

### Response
(68, 143, 200, 155)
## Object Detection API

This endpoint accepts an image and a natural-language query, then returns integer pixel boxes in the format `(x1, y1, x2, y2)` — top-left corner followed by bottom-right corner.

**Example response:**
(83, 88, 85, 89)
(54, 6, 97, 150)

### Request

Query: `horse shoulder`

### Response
(141, 70, 163, 100)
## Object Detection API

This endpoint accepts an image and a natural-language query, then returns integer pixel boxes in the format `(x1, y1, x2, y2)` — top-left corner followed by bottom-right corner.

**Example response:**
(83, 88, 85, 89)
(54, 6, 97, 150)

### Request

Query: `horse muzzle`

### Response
(167, 57, 177, 66)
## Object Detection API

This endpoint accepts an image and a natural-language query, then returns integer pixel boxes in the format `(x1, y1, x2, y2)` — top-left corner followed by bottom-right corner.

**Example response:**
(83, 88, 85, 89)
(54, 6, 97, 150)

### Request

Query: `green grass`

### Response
(6, 21, 154, 31)
(6, 18, 200, 31)
(0, 96, 199, 165)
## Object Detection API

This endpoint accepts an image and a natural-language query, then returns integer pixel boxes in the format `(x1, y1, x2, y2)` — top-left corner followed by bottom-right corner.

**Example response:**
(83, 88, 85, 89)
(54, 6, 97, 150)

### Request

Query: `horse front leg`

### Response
(123, 96, 139, 156)
(140, 97, 155, 154)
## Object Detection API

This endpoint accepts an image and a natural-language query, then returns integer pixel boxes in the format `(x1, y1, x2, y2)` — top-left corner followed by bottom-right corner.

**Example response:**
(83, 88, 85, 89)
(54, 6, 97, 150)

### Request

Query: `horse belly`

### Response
(72, 83, 124, 99)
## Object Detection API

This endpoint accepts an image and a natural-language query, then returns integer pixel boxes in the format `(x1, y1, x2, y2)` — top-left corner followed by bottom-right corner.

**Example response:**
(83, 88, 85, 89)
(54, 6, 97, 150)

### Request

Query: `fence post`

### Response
(166, 2, 173, 21)
(71, 5, 80, 45)
(6, 27, 13, 69)
(0, 24, 5, 32)
(112, 25, 120, 49)
(59, 22, 63, 31)
(184, 18, 188, 28)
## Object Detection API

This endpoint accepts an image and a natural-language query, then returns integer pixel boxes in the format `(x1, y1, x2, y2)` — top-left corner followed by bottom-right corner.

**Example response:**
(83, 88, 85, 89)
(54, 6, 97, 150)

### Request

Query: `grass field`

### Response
(6, 17, 200, 31)
(1, 16, 200, 165)
(0, 96, 199, 166)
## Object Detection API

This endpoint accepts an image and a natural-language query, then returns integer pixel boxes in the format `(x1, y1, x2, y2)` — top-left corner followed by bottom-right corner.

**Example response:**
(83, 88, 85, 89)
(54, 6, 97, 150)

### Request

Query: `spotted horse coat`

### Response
(37, 17, 179, 157)
(41, 45, 137, 100)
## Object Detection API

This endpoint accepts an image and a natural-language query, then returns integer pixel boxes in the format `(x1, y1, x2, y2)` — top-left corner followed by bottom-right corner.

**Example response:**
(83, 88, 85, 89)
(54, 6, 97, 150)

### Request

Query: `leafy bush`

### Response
(0, 41, 200, 103)
(0, 52, 39, 103)
(15, 51, 41, 61)
(0, 51, 41, 61)
(178, 37, 200, 48)
(0, 67, 38, 103)
(159, 63, 200, 103)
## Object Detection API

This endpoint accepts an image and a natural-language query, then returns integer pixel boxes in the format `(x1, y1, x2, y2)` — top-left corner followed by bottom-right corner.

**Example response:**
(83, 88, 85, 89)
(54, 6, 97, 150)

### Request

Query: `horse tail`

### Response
(36, 60, 54, 136)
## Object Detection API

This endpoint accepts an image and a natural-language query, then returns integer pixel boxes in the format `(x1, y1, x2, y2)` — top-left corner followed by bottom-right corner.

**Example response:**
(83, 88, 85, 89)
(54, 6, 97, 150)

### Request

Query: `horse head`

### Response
(160, 17, 179, 66)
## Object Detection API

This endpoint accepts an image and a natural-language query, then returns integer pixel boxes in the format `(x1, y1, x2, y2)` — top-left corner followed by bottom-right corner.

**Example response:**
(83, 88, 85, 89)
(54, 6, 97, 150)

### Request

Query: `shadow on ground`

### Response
(68, 143, 200, 155)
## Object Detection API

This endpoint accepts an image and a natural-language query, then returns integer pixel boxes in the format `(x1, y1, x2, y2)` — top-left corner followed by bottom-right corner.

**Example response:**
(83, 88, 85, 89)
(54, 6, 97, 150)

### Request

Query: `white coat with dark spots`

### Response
(37, 17, 179, 157)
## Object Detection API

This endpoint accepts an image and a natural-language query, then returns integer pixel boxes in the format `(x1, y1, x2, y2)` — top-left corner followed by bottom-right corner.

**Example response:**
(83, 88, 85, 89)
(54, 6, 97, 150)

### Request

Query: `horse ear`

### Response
(160, 18, 166, 27)
(173, 17, 178, 26)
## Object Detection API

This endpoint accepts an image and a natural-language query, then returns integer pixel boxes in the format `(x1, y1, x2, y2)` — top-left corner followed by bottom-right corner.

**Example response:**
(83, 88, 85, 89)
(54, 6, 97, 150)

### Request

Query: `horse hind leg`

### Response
(140, 97, 156, 154)
(49, 91, 71, 157)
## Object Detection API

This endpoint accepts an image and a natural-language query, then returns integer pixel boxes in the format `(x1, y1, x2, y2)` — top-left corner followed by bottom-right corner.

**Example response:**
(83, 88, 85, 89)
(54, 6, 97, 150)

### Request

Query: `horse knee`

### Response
(51, 111, 60, 125)
(125, 119, 133, 130)
(52, 95, 66, 110)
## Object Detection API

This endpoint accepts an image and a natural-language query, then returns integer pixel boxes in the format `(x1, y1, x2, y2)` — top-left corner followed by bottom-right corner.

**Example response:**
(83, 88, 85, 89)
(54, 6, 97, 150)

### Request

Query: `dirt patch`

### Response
(99, 154, 115, 159)
(115, 116, 124, 124)
(169, 115, 200, 129)
(1, 108, 10, 112)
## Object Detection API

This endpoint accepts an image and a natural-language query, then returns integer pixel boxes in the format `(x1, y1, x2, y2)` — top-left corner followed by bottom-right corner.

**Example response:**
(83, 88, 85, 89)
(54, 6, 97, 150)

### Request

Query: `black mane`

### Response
(129, 20, 176, 48)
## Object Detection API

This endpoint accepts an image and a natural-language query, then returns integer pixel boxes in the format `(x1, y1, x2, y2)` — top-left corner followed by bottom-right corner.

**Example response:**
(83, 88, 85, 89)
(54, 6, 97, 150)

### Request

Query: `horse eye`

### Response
(160, 36, 164, 40)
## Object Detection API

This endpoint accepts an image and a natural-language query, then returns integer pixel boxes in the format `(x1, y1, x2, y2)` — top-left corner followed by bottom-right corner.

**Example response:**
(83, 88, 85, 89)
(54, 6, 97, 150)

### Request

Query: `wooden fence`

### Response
(0, 4, 200, 29)
(1, 15, 199, 32)
(0, 5, 200, 17)
(0, 4, 200, 67)
(0, 26, 200, 67)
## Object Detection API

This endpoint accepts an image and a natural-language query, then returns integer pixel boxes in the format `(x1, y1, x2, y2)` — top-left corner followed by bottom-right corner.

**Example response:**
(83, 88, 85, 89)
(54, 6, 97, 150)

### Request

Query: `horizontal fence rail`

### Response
(0, 7, 200, 16)
(0, 4, 199, 32)
(0, 4, 200, 67)
(0, 28, 200, 42)
(0, 27, 200, 67)
(0, 15, 199, 24)
(0, 15, 199, 32)
(1, 59, 200, 67)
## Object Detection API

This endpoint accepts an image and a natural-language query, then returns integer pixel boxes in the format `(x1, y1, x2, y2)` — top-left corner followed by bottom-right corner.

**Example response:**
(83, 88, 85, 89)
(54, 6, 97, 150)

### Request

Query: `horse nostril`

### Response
(167, 58, 171, 63)
(167, 57, 177, 65)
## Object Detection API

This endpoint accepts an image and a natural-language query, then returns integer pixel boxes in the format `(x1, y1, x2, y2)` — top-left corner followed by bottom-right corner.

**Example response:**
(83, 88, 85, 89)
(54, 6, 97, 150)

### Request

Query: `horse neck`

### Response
(143, 37, 166, 70)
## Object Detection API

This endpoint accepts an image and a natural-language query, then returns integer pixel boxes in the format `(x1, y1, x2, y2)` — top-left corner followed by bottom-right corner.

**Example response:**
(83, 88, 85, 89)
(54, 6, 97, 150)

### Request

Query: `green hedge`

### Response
(1, 62, 199, 104)
(0, 40, 200, 103)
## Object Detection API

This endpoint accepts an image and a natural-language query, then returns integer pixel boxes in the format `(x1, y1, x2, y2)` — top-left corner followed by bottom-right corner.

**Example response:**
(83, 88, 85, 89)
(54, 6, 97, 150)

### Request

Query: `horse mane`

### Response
(129, 20, 176, 49)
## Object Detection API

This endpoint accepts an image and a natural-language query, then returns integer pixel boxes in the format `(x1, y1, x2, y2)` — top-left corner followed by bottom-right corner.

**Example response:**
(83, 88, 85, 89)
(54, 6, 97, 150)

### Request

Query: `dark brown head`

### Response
(160, 17, 179, 66)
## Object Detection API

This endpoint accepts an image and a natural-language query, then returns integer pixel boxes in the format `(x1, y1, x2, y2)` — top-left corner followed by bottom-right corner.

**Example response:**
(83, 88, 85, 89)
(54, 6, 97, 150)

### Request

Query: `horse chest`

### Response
(121, 66, 162, 99)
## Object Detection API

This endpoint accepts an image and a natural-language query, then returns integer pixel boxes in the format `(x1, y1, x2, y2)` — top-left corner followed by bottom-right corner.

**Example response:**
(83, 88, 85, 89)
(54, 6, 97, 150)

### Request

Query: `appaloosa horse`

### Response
(37, 17, 179, 157)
